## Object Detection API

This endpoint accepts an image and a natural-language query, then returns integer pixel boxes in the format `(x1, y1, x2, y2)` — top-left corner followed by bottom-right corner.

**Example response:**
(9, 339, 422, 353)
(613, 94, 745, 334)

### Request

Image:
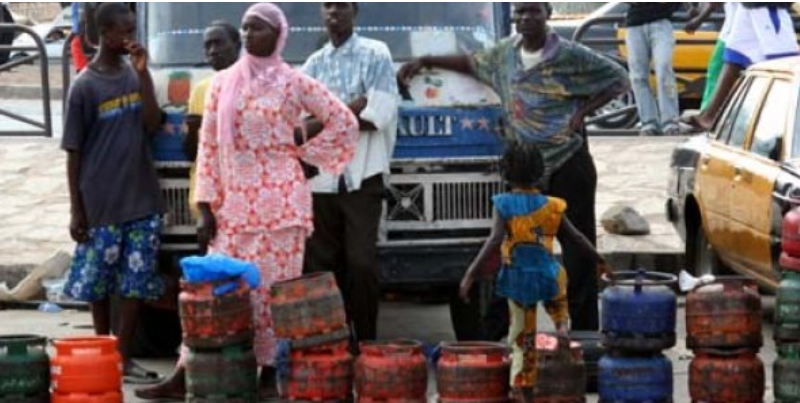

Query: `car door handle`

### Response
(700, 155, 710, 170)
(734, 166, 744, 182)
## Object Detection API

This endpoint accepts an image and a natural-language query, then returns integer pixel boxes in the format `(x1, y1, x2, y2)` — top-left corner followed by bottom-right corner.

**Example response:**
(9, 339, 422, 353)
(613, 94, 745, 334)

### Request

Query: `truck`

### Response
(131, 2, 512, 344)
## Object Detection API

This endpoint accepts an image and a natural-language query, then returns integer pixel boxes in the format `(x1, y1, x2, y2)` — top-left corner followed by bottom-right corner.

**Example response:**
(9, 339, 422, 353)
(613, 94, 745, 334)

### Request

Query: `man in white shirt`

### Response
(301, 2, 399, 343)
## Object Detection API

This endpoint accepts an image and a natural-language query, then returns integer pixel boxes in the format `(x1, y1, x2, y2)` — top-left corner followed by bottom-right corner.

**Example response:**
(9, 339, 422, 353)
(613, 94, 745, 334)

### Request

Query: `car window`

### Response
(751, 80, 791, 161)
(727, 77, 770, 149)
(715, 78, 750, 142)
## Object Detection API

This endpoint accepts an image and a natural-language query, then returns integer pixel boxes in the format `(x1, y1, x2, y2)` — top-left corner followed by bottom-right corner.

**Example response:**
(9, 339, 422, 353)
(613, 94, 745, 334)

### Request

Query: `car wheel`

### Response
(693, 226, 729, 277)
(589, 90, 639, 130)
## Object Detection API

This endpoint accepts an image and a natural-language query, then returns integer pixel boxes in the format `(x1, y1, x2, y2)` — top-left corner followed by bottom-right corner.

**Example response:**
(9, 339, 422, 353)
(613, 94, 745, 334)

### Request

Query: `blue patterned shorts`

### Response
(65, 215, 164, 302)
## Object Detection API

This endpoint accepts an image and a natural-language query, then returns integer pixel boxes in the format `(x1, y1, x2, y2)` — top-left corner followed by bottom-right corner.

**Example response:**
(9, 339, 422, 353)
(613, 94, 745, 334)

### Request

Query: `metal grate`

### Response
(159, 179, 196, 235)
(385, 172, 503, 232)
(433, 180, 504, 221)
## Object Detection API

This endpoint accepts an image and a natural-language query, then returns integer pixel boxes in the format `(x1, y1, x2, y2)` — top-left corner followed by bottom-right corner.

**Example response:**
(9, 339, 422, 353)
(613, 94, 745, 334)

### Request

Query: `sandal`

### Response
(123, 361, 164, 385)
(679, 114, 710, 133)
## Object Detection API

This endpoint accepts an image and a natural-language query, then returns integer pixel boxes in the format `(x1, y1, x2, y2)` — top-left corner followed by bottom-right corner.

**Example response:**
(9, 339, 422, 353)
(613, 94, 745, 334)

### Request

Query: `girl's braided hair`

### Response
(499, 141, 545, 188)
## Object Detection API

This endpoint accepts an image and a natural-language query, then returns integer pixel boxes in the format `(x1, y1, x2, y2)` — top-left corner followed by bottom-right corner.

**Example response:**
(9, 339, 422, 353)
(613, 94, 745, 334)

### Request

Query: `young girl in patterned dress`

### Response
(460, 142, 609, 403)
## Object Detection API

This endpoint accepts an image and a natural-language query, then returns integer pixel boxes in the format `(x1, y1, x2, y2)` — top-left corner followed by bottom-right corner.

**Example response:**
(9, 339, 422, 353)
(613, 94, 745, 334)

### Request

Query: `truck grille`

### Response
(159, 179, 196, 235)
(386, 173, 503, 230)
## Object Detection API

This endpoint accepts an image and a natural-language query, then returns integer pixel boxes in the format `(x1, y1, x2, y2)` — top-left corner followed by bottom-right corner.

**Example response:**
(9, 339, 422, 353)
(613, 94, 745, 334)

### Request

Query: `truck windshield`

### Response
(145, 2, 500, 67)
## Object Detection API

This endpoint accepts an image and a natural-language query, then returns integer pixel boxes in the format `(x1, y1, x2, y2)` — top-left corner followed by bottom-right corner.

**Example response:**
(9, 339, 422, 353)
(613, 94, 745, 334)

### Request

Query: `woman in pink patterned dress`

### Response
(136, 3, 358, 400)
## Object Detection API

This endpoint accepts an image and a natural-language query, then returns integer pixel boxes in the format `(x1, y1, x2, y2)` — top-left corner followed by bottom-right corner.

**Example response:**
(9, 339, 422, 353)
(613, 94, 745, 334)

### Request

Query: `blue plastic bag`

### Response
(180, 254, 261, 295)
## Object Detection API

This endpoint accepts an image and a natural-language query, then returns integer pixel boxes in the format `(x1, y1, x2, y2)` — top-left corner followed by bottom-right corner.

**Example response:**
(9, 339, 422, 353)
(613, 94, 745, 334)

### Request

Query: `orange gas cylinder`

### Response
(535, 334, 586, 403)
(689, 349, 764, 403)
(783, 206, 800, 259)
(50, 337, 121, 396)
(51, 392, 122, 403)
(686, 278, 762, 350)
(354, 340, 428, 403)
(281, 341, 354, 402)
(270, 272, 349, 349)
(179, 279, 254, 349)
(437, 342, 510, 403)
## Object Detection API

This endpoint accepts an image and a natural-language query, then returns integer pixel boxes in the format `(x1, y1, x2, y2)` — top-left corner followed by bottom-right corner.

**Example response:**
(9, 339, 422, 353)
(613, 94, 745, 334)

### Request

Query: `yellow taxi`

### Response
(667, 57, 800, 289)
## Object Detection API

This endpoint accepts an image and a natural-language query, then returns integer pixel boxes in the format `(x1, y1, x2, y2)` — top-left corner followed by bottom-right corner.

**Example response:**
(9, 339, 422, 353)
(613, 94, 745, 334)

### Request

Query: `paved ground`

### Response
(0, 296, 780, 403)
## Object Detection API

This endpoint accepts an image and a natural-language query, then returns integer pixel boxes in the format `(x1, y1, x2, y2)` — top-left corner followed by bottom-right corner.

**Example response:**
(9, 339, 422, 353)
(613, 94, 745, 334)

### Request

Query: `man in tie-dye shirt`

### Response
(399, 2, 629, 332)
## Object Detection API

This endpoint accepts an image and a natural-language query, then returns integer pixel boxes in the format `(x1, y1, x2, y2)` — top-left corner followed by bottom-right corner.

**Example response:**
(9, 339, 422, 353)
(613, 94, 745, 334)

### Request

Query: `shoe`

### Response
(123, 361, 164, 385)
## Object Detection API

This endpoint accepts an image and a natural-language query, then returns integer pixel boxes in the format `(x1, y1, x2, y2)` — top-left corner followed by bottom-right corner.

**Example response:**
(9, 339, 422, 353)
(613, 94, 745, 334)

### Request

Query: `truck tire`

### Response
(589, 90, 639, 130)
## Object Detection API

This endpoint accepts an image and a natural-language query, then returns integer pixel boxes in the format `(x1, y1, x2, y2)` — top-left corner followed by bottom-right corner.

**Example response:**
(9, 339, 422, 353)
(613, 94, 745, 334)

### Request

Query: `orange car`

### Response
(667, 57, 800, 289)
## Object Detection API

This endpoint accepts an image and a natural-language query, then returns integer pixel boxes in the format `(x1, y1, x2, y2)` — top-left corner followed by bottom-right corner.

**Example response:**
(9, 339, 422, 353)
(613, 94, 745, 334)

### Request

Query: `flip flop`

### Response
(134, 386, 184, 401)
(123, 362, 164, 385)
(679, 114, 709, 133)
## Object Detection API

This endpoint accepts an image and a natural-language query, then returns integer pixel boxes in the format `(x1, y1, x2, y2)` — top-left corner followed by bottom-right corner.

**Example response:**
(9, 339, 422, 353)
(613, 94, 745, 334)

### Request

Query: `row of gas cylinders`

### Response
(597, 271, 776, 403)
(0, 335, 123, 403)
(774, 210, 800, 403)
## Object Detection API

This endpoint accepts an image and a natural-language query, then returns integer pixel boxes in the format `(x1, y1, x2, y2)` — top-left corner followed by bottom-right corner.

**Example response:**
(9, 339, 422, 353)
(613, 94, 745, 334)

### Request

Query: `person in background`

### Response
(624, 3, 686, 136)
(684, 2, 727, 112)
(460, 142, 610, 403)
(684, 2, 799, 131)
(185, 20, 240, 225)
(61, 2, 165, 384)
(134, 19, 240, 401)
(302, 1, 399, 345)
(140, 3, 358, 399)
(0, 2, 15, 66)
(399, 2, 629, 332)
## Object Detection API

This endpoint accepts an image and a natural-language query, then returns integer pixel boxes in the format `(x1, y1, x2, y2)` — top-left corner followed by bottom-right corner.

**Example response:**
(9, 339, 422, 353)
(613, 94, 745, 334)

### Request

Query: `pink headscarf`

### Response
(217, 3, 291, 143)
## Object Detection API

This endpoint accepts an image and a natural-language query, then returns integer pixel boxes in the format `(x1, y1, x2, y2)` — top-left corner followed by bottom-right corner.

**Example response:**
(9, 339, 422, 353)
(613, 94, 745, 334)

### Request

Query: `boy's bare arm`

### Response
(67, 152, 88, 243)
(127, 41, 162, 134)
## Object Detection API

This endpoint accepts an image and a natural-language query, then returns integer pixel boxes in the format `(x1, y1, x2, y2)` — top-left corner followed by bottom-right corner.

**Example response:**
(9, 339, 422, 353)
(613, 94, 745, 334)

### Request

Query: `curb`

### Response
(0, 85, 63, 101)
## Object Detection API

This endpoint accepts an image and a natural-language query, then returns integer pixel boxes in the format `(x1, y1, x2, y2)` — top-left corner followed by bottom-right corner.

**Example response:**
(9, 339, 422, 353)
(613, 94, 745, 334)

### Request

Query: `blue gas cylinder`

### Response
(599, 353, 673, 403)
(601, 270, 677, 353)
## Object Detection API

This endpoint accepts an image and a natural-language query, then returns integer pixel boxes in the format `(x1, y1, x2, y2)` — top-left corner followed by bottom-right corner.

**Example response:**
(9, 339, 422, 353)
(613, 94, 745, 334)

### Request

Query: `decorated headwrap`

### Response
(216, 3, 291, 143)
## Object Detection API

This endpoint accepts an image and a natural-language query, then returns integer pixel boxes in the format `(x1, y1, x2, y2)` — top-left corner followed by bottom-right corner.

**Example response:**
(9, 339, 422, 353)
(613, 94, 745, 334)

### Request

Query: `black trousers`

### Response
(303, 175, 383, 342)
(546, 144, 599, 331)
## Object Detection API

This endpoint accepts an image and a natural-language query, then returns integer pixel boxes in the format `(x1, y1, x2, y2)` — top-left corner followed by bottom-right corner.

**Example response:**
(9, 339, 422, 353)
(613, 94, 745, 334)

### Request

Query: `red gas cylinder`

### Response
(783, 206, 800, 259)
(689, 349, 764, 403)
(686, 278, 762, 350)
(281, 341, 354, 402)
(271, 272, 349, 349)
(535, 334, 586, 403)
(50, 337, 122, 400)
(51, 392, 122, 403)
(437, 342, 510, 403)
(179, 279, 254, 349)
(354, 340, 428, 403)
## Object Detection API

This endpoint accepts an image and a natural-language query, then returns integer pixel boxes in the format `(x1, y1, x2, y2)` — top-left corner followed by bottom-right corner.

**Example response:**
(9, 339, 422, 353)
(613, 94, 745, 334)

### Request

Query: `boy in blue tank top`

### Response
(460, 142, 610, 403)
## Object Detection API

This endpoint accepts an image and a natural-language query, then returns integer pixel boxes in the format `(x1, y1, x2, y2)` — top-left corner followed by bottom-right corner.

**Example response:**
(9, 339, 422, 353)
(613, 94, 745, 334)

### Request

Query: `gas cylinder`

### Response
(179, 279, 254, 349)
(270, 272, 349, 349)
(782, 206, 800, 259)
(0, 335, 49, 402)
(598, 353, 673, 403)
(185, 343, 258, 403)
(601, 270, 677, 353)
(437, 342, 510, 403)
(535, 334, 586, 403)
(686, 278, 762, 350)
(50, 337, 122, 402)
(689, 348, 764, 403)
(774, 343, 800, 403)
(354, 340, 427, 403)
(281, 341, 353, 403)
(776, 271, 800, 341)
